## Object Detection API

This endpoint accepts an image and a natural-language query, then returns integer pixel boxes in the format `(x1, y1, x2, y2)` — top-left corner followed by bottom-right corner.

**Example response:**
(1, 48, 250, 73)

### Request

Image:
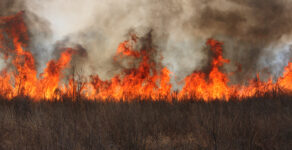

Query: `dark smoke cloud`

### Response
(196, 0, 292, 43)
(189, 0, 292, 82)
(0, 0, 24, 16)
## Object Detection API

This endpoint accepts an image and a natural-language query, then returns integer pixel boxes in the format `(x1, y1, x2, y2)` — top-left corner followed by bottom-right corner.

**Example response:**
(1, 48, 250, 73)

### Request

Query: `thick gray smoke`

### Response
(0, 0, 24, 15)
(2, 0, 292, 88)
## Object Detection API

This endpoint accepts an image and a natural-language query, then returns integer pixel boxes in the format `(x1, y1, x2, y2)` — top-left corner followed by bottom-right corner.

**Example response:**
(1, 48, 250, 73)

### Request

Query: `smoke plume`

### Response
(2, 0, 292, 88)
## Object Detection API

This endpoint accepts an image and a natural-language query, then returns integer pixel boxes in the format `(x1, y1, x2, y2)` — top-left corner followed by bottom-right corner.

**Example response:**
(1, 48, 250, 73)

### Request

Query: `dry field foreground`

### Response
(0, 96, 291, 150)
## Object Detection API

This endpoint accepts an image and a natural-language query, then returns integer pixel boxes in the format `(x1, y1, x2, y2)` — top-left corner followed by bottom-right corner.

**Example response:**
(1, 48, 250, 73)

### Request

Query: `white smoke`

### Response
(24, 0, 207, 86)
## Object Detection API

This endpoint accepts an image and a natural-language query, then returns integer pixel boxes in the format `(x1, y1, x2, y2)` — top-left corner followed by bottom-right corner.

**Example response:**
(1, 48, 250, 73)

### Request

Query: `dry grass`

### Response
(0, 96, 290, 150)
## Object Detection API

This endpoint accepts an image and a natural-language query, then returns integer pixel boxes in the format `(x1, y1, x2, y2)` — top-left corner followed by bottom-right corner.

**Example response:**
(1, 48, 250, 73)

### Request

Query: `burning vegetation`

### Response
(1, 12, 292, 101)
(0, 2, 291, 149)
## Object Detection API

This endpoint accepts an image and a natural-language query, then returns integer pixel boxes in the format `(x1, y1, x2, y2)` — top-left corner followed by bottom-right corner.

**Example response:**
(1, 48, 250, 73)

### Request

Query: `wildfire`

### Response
(1, 12, 292, 101)
(178, 39, 231, 100)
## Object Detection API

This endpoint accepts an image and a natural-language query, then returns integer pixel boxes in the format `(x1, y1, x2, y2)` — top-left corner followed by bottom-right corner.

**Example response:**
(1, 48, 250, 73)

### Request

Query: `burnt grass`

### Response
(0, 96, 290, 150)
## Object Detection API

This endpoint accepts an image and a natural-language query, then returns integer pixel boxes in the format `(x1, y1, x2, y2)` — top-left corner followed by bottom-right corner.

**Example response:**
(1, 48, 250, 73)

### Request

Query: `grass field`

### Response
(0, 96, 291, 150)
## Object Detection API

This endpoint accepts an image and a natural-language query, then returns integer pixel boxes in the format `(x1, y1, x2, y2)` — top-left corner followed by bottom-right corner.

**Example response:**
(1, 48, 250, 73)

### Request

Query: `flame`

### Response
(178, 39, 231, 100)
(0, 12, 75, 100)
(39, 48, 75, 99)
(1, 12, 292, 101)
(90, 37, 172, 101)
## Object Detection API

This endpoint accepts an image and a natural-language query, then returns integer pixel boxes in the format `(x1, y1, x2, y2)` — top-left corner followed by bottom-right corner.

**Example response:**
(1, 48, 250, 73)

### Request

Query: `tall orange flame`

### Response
(1, 12, 292, 101)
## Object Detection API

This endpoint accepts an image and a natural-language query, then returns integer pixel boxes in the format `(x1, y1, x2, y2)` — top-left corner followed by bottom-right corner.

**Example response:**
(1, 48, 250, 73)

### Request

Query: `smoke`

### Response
(191, 0, 292, 82)
(2, 0, 292, 87)
(0, 0, 25, 16)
